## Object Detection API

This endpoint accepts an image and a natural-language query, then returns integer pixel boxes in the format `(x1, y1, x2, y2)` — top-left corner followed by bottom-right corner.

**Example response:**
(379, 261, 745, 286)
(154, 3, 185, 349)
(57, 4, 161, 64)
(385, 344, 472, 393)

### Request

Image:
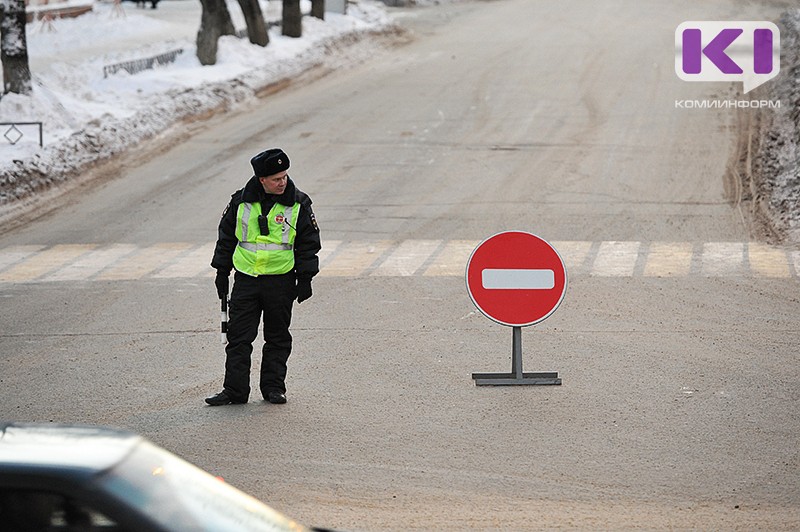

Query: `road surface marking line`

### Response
(748, 243, 791, 278)
(482, 269, 555, 289)
(153, 243, 216, 278)
(95, 243, 192, 280)
(423, 240, 479, 276)
(701, 242, 744, 276)
(47, 243, 138, 281)
(371, 240, 440, 277)
(0, 244, 97, 282)
(0, 245, 47, 274)
(550, 240, 591, 274)
(318, 241, 392, 277)
(317, 240, 342, 267)
(644, 242, 693, 277)
(0, 241, 791, 282)
(591, 241, 640, 276)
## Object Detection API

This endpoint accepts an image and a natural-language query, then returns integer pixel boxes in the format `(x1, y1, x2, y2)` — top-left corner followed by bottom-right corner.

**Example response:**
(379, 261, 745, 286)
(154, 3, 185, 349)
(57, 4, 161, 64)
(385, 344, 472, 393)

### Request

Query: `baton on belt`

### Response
(220, 297, 229, 344)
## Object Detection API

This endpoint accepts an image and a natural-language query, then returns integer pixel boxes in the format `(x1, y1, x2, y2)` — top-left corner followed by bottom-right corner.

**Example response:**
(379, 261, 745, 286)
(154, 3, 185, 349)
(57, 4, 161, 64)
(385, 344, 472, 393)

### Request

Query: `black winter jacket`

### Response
(211, 176, 321, 281)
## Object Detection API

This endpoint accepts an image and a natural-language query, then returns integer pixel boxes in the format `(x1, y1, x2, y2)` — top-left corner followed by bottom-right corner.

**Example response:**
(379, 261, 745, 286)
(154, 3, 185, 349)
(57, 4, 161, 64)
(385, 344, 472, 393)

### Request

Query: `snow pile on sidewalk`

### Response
(751, 9, 800, 244)
(0, 0, 394, 208)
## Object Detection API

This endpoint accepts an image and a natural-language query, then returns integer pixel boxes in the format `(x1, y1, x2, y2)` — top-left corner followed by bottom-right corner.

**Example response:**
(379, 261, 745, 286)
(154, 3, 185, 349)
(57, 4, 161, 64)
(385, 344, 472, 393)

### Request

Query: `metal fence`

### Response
(101, 12, 314, 79)
(103, 48, 184, 78)
(1, 122, 44, 147)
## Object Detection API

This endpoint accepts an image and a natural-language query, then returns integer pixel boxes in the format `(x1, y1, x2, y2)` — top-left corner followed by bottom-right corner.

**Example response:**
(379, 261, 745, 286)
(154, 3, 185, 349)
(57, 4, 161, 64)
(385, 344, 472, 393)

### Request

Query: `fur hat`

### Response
(251, 148, 290, 177)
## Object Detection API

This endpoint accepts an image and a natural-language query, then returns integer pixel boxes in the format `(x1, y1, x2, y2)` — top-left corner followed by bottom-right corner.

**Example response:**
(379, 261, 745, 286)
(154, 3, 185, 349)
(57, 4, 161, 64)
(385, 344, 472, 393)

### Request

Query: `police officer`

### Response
(206, 148, 321, 406)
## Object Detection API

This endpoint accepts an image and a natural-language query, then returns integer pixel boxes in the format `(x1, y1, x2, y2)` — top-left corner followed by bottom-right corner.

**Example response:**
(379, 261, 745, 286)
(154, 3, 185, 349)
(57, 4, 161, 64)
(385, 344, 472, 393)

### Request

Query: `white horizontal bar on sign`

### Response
(482, 268, 555, 290)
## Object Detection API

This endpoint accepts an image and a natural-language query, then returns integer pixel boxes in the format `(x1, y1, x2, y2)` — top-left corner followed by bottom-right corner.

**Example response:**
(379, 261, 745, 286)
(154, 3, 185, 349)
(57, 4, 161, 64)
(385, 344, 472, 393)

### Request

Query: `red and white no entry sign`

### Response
(466, 231, 567, 327)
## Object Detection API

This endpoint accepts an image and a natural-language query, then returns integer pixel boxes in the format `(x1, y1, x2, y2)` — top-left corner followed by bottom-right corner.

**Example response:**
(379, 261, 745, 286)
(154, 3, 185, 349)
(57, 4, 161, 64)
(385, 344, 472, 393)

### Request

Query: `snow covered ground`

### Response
(0, 0, 395, 207)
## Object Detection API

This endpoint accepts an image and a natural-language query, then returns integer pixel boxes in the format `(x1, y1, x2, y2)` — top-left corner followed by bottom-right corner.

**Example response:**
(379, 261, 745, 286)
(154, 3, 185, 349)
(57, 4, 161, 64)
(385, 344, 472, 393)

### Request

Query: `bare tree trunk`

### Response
(0, 0, 32, 95)
(310, 0, 324, 20)
(196, 0, 236, 66)
(236, 0, 268, 46)
(282, 0, 301, 38)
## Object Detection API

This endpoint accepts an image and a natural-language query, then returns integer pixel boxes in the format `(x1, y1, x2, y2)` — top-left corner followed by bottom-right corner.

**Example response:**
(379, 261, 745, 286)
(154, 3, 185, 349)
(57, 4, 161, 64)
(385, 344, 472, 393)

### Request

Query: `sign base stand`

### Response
(472, 326, 562, 386)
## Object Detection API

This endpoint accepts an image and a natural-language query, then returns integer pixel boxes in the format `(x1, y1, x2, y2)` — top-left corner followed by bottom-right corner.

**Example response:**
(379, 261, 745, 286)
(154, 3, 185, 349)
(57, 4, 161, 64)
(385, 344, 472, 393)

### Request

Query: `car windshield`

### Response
(97, 441, 308, 532)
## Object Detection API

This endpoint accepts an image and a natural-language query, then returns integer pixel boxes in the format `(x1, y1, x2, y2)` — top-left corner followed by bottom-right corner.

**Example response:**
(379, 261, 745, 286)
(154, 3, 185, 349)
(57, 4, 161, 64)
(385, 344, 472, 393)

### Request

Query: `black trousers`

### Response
(223, 271, 296, 401)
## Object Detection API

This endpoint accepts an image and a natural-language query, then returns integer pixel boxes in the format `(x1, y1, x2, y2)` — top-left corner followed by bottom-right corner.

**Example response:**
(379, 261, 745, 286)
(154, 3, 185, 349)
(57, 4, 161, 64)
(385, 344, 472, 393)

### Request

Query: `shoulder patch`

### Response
(310, 212, 320, 232)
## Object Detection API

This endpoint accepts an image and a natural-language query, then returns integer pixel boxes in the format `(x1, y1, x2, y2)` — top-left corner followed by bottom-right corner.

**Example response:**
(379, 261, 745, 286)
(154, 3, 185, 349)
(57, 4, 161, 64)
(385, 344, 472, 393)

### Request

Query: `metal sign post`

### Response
(471, 326, 561, 386)
(466, 231, 567, 386)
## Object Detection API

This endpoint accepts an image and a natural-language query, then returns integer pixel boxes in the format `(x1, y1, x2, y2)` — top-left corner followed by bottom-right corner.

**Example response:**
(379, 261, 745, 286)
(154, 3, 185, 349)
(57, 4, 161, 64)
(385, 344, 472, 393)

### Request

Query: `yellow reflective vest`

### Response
(232, 201, 300, 276)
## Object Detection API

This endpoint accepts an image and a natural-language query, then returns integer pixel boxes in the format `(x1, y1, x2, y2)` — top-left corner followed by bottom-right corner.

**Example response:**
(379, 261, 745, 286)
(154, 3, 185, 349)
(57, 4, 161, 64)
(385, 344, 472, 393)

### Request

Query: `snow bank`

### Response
(751, 9, 800, 243)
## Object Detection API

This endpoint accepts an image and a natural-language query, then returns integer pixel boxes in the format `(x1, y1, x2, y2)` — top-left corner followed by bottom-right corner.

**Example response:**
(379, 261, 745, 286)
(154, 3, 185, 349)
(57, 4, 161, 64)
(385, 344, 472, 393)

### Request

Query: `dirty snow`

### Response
(750, 9, 800, 244)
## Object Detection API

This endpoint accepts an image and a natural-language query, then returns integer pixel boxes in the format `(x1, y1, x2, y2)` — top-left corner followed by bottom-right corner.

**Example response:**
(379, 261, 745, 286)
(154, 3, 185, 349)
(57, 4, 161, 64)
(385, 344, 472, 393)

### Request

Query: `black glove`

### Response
(296, 278, 312, 303)
(215, 269, 230, 300)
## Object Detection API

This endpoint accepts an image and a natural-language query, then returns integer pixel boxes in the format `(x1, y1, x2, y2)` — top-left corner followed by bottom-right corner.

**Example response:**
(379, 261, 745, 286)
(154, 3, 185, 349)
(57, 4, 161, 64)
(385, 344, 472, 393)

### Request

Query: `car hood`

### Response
(0, 422, 140, 473)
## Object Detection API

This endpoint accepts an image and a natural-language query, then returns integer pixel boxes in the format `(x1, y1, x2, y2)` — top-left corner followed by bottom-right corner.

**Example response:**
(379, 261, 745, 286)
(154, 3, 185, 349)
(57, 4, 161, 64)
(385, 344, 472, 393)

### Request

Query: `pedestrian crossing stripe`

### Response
(0, 240, 797, 283)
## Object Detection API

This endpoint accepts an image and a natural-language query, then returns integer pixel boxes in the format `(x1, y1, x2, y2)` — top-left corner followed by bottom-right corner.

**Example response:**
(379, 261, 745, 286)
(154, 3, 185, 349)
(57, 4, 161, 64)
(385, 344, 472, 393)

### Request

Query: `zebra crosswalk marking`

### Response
(153, 243, 216, 279)
(792, 251, 800, 277)
(550, 241, 592, 273)
(0, 245, 46, 273)
(591, 241, 641, 277)
(317, 240, 342, 266)
(748, 243, 791, 278)
(47, 243, 138, 282)
(0, 240, 798, 283)
(319, 241, 392, 277)
(702, 242, 745, 276)
(422, 240, 477, 277)
(371, 239, 440, 277)
(0, 244, 96, 282)
(644, 242, 694, 277)
(95, 243, 193, 281)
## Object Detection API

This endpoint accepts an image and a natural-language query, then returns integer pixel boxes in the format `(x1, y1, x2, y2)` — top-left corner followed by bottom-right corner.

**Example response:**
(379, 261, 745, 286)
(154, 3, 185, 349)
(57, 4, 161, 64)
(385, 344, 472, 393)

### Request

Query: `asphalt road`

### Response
(1, 0, 799, 529)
